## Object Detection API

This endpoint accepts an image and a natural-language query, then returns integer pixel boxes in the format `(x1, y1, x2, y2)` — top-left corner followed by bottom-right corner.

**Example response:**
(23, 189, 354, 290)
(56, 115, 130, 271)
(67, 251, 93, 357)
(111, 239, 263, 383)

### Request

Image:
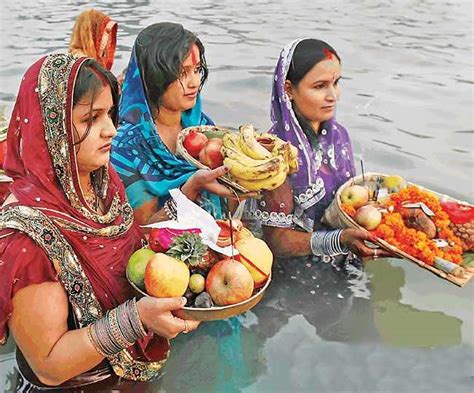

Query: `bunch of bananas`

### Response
(222, 124, 299, 191)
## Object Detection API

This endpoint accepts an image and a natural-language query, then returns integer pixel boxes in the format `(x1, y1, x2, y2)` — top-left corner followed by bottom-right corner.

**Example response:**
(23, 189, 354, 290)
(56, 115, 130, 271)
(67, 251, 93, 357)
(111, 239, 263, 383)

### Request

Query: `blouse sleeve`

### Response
(245, 179, 296, 229)
(0, 230, 58, 345)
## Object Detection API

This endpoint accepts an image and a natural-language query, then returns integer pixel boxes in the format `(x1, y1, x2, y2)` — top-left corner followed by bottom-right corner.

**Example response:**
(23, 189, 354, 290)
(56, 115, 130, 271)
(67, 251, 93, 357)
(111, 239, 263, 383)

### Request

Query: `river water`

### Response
(0, 0, 473, 392)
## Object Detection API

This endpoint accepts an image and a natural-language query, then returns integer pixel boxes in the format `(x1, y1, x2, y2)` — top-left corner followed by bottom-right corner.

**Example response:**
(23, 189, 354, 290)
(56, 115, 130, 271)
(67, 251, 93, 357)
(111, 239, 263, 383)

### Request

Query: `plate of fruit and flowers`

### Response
(126, 219, 273, 321)
(323, 172, 474, 287)
(176, 124, 300, 194)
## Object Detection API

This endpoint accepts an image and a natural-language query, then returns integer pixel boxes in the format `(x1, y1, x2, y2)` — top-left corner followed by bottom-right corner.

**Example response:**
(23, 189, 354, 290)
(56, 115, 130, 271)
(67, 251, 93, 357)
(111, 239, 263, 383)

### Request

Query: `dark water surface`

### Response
(0, 0, 473, 392)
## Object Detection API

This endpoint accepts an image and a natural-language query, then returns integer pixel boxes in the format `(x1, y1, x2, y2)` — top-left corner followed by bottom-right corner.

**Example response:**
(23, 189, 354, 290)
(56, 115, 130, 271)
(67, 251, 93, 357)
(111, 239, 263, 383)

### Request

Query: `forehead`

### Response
(303, 59, 341, 81)
(74, 84, 113, 108)
(182, 44, 200, 67)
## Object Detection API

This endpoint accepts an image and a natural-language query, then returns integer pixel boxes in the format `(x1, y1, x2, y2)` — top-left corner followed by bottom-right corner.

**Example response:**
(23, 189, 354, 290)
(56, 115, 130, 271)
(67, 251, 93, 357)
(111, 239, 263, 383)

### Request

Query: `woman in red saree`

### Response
(0, 54, 199, 390)
(68, 9, 117, 71)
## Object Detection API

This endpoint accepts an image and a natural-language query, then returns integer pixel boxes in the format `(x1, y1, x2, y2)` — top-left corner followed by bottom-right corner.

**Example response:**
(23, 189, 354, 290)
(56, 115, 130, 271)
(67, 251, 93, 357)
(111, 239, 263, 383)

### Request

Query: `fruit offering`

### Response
(221, 124, 298, 191)
(440, 201, 474, 252)
(338, 175, 467, 268)
(180, 124, 299, 193)
(127, 221, 273, 312)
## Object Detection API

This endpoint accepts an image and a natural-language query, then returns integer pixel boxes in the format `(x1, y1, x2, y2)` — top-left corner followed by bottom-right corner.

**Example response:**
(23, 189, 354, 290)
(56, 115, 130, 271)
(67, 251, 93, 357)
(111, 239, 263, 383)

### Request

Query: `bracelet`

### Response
(87, 324, 107, 357)
(310, 229, 349, 256)
(87, 299, 148, 357)
(163, 198, 177, 220)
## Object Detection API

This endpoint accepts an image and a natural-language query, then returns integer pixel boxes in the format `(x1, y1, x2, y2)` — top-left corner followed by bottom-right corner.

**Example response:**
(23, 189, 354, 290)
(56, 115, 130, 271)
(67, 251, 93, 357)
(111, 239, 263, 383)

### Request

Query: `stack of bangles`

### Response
(87, 298, 147, 357)
(310, 229, 349, 256)
(163, 198, 178, 220)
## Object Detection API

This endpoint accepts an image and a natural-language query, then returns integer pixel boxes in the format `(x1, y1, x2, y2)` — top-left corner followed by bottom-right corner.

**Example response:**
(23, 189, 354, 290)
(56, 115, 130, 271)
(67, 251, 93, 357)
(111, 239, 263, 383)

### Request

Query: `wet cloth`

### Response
(0, 54, 168, 388)
(247, 39, 355, 232)
(68, 9, 117, 70)
(111, 46, 222, 217)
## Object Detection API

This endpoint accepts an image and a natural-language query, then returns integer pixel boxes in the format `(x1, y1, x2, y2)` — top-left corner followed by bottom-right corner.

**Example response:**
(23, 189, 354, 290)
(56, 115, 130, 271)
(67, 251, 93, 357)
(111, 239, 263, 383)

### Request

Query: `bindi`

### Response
(190, 47, 199, 66)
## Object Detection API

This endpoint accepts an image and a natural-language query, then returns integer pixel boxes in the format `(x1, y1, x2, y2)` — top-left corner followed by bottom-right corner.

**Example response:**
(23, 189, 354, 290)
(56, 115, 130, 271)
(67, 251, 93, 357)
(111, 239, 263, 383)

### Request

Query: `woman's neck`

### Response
(154, 107, 183, 153)
(79, 172, 92, 194)
(154, 107, 181, 128)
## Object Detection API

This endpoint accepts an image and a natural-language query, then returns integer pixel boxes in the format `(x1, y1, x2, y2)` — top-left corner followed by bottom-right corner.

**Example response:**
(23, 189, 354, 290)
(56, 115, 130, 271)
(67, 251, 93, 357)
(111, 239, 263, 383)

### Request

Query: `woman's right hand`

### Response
(137, 296, 200, 339)
(340, 228, 392, 258)
(181, 166, 259, 201)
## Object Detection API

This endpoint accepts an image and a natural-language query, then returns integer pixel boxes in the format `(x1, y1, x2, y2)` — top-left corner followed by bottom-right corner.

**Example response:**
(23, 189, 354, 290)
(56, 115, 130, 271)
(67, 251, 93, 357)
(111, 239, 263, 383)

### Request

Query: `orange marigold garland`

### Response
(341, 203, 356, 218)
(372, 186, 463, 265)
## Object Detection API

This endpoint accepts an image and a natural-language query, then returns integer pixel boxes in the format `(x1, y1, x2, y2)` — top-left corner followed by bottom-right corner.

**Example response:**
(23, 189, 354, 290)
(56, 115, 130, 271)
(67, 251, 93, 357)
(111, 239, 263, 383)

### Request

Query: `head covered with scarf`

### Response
(111, 22, 221, 215)
(68, 9, 117, 70)
(267, 38, 355, 231)
(0, 54, 169, 377)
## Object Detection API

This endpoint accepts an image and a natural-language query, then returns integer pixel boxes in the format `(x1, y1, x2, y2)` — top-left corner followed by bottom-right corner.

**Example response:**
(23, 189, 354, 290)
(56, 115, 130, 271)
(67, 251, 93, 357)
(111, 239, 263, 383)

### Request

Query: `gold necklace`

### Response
(83, 182, 100, 213)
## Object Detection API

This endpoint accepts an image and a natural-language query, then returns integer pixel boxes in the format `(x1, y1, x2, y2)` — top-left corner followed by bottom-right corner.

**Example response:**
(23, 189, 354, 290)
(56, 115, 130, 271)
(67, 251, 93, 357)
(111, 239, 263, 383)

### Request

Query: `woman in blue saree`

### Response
(111, 23, 233, 224)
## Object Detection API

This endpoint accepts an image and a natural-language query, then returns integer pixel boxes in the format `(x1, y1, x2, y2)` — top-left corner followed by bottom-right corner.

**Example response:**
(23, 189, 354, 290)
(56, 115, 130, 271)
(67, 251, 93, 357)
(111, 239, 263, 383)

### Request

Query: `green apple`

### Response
(340, 185, 369, 208)
(189, 273, 206, 294)
(127, 248, 155, 290)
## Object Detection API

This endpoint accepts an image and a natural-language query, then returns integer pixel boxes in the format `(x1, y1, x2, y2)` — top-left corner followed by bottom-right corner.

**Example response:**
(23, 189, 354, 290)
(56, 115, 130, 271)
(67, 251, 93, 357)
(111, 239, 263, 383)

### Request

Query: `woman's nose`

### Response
(187, 70, 200, 89)
(102, 117, 117, 138)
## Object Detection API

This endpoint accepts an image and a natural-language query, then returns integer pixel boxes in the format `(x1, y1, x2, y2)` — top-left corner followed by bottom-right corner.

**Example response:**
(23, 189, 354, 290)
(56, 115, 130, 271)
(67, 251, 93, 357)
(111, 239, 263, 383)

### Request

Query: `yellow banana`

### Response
(221, 146, 272, 167)
(222, 132, 241, 151)
(232, 167, 288, 191)
(239, 124, 272, 160)
(224, 156, 284, 181)
(287, 144, 299, 174)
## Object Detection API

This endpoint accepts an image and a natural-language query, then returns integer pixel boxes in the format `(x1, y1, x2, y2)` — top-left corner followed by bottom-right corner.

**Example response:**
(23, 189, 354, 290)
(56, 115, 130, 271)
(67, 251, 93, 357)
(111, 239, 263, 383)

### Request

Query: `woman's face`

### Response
(285, 58, 342, 130)
(72, 84, 117, 174)
(160, 44, 202, 113)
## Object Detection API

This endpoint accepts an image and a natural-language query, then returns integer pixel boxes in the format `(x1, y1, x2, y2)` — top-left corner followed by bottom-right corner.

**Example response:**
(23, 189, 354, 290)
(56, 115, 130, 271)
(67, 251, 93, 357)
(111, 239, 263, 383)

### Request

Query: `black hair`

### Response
(135, 22, 208, 115)
(72, 58, 119, 147)
(286, 38, 340, 86)
(286, 39, 341, 137)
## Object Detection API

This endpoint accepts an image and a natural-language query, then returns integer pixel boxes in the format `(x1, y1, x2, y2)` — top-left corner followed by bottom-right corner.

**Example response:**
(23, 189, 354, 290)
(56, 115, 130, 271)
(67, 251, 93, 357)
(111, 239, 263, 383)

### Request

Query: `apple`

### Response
(183, 131, 208, 159)
(206, 258, 254, 306)
(354, 205, 382, 230)
(127, 248, 156, 290)
(198, 138, 224, 169)
(189, 273, 206, 294)
(144, 253, 190, 297)
(340, 185, 369, 209)
(235, 237, 273, 287)
(383, 175, 407, 193)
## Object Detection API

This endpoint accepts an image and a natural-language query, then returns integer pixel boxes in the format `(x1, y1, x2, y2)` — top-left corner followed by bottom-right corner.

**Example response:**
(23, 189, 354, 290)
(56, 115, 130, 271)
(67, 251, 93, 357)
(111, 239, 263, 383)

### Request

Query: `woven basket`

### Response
(175, 125, 250, 194)
(323, 172, 473, 287)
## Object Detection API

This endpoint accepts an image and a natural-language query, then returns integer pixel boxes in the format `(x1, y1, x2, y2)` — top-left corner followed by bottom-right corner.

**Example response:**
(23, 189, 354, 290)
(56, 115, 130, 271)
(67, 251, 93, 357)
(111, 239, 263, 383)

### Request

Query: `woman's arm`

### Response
(9, 282, 102, 386)
(262, 226, 391, 259)
(9, 282, 199, 386)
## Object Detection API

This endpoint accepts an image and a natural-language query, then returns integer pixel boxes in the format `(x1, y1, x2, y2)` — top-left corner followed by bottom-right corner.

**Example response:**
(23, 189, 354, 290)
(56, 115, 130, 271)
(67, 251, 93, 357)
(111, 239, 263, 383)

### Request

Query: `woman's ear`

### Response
(284, 80, 293, 101)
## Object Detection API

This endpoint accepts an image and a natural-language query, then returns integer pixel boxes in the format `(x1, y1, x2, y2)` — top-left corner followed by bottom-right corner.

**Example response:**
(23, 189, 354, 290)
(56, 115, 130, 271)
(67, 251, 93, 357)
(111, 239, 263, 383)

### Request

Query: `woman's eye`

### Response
(314, 84, 324, 90)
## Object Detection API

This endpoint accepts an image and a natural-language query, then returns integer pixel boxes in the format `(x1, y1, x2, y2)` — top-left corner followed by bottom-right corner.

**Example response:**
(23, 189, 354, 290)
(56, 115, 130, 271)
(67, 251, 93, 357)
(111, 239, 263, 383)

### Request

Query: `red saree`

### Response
(0, 54, 168, 387)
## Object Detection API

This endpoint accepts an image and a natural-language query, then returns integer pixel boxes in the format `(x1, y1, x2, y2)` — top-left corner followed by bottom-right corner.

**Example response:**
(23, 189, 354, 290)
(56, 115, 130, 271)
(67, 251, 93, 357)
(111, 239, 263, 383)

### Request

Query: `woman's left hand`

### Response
(181, 166, 259, 201)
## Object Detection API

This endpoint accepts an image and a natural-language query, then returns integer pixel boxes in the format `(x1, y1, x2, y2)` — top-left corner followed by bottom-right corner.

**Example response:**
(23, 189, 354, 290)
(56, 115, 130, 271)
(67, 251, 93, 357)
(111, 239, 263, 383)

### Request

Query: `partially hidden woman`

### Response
(68, 9, 118, 71)
(247, 39, 391, 261)
(0, 54, 200, 390)
(111, 22, 235, 225)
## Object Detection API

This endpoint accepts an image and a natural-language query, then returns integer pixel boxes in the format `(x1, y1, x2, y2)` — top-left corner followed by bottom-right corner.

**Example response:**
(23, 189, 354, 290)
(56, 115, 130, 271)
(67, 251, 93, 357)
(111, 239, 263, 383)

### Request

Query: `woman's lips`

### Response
(99, 143, 111, 151)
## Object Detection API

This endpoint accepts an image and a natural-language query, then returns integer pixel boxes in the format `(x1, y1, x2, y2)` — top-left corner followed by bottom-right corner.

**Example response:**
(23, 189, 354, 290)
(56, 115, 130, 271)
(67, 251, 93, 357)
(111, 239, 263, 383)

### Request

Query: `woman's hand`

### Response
(340, 228, 392, 259)
(137, 297, 200, 339)
(181, 166, 258, 201)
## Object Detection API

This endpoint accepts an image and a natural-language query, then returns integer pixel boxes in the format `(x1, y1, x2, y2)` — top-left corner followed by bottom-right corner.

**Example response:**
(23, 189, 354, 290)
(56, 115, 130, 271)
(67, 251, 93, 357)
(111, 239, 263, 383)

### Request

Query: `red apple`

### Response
(206, 258, 254, 306)
(183, 131, 208, 159)
(354, 205, 382, 230)
(340, 185, 369, 209)
(198, 138, 224, 169)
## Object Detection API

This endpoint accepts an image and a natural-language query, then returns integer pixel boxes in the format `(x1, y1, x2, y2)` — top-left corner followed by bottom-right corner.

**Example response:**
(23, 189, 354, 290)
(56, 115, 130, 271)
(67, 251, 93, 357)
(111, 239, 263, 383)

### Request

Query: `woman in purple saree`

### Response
(247, 38, 390, 262)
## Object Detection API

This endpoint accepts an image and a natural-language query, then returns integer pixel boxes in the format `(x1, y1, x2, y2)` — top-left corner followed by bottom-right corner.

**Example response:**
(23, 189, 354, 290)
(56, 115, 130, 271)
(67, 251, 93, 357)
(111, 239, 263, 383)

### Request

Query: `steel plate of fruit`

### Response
(127, 270, 271, 321)
(176, 125, 249, 193)
(323, 172, 473, 287)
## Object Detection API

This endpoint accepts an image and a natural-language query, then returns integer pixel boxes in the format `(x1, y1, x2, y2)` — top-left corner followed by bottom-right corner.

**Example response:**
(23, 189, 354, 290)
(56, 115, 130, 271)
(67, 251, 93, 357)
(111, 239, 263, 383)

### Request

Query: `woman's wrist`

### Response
(310, 229, 349, 256)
